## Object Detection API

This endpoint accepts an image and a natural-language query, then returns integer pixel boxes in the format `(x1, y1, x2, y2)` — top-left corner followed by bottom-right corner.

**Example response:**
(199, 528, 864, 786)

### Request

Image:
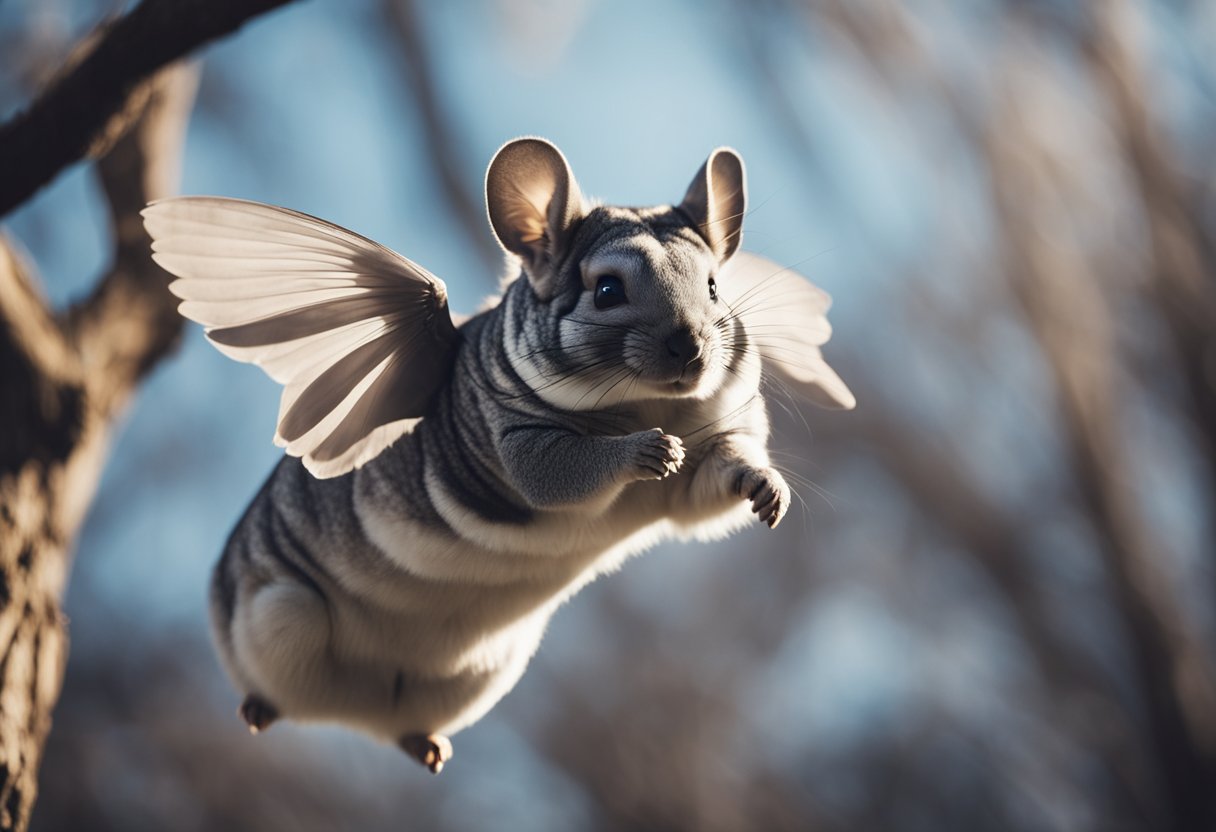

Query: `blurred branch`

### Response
(0, 0, 298, 218)
(806, 0, 983, 140)
(527, 593, 823, 832)
(767, 0, 1155, 801)
(732, 1, 846, 228)
(773, 1, 1216, 826)
(0, 60, 198, 831)
(67, 65, 200, 417)
(985, 49, 1216, 829)
(814, 402, 1155, 809)
(381, 0, 502, 276)
(1079, 0, 1216, 500)
(826, 410, 1106, 693)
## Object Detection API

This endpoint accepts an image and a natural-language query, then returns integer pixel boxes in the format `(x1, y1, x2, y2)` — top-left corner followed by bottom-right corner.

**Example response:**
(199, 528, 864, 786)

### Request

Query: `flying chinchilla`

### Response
(142, 138, 854, 774)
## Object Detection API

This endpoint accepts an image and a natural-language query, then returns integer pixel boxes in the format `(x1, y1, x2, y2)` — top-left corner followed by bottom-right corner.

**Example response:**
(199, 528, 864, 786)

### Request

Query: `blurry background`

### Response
(2, 0, 1215, 829)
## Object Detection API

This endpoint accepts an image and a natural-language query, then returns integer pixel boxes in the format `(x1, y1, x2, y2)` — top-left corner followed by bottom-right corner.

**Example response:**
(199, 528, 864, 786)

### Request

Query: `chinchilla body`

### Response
(212, 243, 765, 742)
(145, 138, 853, 767)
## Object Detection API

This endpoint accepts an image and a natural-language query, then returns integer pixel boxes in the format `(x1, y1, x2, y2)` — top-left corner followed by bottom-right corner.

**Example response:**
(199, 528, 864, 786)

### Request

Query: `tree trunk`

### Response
(0, 64, 198, 832)
(0, 1, 307, 824)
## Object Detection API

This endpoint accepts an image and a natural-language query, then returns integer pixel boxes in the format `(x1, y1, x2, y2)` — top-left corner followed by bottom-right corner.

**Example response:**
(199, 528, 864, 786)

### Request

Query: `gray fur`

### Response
(148, 138, 854, 765)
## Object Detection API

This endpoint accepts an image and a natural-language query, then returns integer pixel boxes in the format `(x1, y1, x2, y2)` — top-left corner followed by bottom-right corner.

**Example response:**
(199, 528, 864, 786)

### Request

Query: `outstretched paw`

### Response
(735, 466, 791, 529)
(239, 694, 279, 735)
(628, 428, 685, 481)
(400, 733, 453, 774)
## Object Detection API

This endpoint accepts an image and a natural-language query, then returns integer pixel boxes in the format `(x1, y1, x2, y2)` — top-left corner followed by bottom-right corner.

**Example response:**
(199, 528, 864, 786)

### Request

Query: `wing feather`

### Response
(720, 251, 856, 410)
(143, 196, 460, 478)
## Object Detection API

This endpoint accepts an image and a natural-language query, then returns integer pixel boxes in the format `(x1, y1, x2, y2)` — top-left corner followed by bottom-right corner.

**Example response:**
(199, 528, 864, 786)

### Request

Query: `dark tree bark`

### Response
(0, 2, 312, 826)
(0, 0, 296, 218)
(0, 64, 199, 832)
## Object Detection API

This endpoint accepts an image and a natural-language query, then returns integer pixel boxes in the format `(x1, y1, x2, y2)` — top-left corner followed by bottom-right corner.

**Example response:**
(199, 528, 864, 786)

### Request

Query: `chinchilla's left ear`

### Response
(486, 137, 586, 300)
(680, 147, 746, 262)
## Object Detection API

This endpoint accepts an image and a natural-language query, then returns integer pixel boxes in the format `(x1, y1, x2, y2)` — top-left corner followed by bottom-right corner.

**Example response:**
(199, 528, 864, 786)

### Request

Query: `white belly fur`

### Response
(236, 364, 767, 741)
(326, 461, 753, 739)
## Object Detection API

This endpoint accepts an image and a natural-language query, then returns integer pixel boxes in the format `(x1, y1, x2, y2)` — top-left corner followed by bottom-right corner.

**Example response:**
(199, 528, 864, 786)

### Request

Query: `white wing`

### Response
(720, 251, 856, 410)
(143, 197, 460, 478)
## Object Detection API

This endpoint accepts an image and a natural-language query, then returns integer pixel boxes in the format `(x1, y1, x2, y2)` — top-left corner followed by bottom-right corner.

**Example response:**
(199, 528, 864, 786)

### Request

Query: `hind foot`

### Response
(239, 694, 279, 734)
(400, 733, 453, 774)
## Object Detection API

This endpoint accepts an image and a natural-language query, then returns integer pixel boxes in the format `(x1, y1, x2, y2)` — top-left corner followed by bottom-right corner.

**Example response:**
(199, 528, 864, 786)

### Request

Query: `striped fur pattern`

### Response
(157, 138, 854, 767)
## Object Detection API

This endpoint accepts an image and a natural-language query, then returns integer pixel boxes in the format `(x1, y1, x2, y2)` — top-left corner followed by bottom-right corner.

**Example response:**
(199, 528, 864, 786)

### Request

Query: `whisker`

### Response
(581, 365, 637, 411)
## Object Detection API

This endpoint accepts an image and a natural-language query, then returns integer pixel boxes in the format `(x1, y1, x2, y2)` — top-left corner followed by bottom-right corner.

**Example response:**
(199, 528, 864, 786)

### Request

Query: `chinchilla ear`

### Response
(486, 137, 585, 299)
(679, 147, 746, 262)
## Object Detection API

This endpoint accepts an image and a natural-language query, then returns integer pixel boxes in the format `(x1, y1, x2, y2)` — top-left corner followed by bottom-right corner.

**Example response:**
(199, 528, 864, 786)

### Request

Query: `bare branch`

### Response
(1079, 0, 1216, 496)
(381, 0, 502, 276)
(66, 63, 201, 417)
(986, 58, 1216, 828)
(0, 0, 299, 218)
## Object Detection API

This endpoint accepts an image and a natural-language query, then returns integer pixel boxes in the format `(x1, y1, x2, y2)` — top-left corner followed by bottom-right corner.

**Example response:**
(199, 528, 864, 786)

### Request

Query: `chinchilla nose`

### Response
(664, 327, 701, 365)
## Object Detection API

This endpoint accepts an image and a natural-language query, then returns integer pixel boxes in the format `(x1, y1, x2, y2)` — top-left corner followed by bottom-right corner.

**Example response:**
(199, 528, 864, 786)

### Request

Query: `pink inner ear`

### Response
(509, 201, 547, 245)
(706, 150, 745, 257)
(487, 139, 582, 264)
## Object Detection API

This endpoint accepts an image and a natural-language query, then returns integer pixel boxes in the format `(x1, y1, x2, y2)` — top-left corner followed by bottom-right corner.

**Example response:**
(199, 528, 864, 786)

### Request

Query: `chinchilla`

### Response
(142, 138, 854, 773)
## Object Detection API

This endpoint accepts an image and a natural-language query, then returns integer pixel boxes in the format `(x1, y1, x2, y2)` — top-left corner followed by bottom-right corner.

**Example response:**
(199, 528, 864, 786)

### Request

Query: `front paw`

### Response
(734, 466, 790, 528)
(627, 428, 685, 481)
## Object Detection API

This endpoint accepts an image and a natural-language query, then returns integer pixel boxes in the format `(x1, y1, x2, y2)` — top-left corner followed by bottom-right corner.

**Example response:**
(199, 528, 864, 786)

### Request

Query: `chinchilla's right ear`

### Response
(486, 137, 585, 300)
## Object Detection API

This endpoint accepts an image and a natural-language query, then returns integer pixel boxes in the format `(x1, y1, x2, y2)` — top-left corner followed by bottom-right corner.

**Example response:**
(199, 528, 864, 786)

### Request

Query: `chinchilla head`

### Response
(487, 138, 747, 409)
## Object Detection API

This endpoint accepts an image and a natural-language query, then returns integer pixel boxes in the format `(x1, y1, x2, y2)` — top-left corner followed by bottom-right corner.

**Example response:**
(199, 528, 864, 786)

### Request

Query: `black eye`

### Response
(594, 274, 628, 310)
(708, 277, 718, 302)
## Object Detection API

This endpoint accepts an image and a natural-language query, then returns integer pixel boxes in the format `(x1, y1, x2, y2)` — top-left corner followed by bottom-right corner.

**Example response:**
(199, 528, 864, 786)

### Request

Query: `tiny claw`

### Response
(401, 733, 453, 774)
(239, 694, 278, 734)
(735, 466, 790, 530)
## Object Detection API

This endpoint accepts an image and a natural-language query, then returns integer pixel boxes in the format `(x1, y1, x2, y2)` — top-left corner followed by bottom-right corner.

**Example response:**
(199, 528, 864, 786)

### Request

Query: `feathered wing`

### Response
(720, 251, 856, 410)
(142, 196, 460, 478)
